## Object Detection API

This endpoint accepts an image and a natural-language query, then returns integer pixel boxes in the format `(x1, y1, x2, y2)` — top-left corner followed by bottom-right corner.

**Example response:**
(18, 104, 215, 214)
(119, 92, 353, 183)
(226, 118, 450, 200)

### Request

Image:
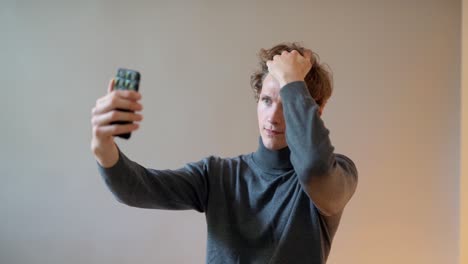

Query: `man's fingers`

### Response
(115, 90, 142, 101)
(303, 49, 313, 60)
(94, 123, 140, 138)
(93, 96, 143, 115)
(104, 110, 143, 125)
(91, 79, 142, 143)
(92, 110, 143, 126)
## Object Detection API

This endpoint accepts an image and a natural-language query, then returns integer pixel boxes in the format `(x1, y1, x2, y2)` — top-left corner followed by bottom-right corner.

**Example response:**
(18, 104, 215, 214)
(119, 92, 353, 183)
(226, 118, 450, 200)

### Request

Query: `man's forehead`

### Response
(261, 74, 281, 96)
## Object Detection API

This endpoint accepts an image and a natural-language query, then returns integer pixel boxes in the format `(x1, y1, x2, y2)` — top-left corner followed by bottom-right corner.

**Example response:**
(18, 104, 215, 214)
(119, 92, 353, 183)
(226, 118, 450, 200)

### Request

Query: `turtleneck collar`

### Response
(252, 137, 293, 172)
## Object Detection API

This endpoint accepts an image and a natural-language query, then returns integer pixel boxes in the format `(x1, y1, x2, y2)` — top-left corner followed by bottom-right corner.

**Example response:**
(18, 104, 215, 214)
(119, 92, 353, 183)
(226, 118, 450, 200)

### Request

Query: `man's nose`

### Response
(267, 105, 283, 124)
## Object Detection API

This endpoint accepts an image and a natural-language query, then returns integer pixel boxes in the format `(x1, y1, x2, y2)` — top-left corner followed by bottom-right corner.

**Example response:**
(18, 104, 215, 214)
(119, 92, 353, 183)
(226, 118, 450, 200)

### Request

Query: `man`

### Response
(91, 42, 358, 263)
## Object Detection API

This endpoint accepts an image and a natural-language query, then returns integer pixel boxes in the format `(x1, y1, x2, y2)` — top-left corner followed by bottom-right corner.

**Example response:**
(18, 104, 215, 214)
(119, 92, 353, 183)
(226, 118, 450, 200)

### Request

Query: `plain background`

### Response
(461, 0, 467, 262)
(1, 0, 462, 263)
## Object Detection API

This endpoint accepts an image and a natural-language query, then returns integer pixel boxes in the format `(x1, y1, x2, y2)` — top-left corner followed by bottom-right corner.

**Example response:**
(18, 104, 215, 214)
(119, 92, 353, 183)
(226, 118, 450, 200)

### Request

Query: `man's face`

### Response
(257, 74, 287, 150)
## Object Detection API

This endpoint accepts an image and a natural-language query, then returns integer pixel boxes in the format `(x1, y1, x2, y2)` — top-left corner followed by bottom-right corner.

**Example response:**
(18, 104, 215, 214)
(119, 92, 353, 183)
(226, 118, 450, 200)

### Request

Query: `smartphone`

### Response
(111, 68, 141, 139)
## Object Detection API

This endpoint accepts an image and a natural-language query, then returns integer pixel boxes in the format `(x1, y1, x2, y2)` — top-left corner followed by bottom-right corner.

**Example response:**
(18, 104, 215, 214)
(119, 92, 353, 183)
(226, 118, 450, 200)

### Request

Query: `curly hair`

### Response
(250, 42, 333, 108)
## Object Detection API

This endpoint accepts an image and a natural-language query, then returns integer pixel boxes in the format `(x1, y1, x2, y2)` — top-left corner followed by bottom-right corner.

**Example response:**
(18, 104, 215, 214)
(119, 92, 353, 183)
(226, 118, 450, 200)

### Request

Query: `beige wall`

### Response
(1, 1, 461, 264)
(461, 0, 467, 263)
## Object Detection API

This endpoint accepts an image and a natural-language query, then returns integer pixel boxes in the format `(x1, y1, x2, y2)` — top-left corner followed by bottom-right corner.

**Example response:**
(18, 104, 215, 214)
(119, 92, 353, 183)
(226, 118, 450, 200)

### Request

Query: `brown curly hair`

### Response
(250, 42, 333, 108)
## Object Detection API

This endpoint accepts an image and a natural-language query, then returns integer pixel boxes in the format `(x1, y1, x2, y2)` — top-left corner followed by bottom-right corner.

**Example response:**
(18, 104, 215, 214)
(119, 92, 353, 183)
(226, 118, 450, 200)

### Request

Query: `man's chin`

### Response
(262, 138, 287, 150)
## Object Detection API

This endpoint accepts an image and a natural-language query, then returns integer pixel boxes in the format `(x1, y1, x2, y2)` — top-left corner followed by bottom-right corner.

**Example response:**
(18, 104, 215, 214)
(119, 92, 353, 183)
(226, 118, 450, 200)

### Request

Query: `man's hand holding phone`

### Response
(90, 69, 143, 168)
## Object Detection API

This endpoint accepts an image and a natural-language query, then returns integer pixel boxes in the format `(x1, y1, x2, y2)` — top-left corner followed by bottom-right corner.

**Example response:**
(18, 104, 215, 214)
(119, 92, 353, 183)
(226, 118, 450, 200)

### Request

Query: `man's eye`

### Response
(262, 97, 271, 104)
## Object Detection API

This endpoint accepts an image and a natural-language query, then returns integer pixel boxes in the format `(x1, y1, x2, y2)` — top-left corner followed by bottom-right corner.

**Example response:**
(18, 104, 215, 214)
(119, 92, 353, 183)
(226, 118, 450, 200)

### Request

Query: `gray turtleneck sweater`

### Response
(97, 81, 358, 264)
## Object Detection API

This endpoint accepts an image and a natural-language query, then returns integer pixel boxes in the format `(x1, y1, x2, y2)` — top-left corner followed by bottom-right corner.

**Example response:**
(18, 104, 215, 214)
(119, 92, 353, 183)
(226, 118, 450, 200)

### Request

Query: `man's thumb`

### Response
(107, 79, 114, 93)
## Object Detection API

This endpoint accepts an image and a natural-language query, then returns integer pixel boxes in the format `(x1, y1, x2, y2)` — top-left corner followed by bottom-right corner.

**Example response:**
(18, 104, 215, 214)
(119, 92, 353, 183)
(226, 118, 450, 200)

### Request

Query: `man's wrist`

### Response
(92, 139, 119, 168)
(279, 78, 304, 89)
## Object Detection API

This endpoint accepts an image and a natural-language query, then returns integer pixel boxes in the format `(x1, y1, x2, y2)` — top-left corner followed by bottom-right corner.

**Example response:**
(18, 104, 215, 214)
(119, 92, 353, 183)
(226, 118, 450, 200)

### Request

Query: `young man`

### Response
(91, 42, 358, 264)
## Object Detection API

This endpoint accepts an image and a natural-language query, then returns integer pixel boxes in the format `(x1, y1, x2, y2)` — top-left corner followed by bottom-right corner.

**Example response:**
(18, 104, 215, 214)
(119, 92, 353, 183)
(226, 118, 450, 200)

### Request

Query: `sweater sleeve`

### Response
(97, 147, 210, 213)
(280, 81, 358, 216)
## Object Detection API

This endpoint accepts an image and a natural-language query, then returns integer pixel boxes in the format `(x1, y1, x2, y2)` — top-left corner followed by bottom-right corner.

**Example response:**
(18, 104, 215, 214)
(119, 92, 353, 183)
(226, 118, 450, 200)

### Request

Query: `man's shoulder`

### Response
(191, 152, 255, 177)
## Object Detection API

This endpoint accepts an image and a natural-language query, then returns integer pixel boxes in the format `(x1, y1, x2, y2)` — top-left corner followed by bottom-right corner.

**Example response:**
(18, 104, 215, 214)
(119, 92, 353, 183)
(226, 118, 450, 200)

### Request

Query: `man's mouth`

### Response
(264, 128, 283, 136)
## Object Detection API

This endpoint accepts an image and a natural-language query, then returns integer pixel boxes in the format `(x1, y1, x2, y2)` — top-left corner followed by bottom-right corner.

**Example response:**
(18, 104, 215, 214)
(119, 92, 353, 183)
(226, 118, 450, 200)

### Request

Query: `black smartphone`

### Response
(111, 68, 141, 139)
